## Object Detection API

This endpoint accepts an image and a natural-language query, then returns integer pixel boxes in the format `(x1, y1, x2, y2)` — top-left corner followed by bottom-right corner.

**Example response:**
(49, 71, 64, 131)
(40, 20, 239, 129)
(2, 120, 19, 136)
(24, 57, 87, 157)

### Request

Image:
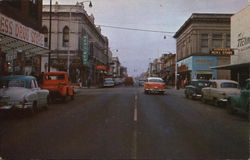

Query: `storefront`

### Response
(211, 6, 250, 86)
(0, 13, 48, 76)
(177, 56, 217, 82)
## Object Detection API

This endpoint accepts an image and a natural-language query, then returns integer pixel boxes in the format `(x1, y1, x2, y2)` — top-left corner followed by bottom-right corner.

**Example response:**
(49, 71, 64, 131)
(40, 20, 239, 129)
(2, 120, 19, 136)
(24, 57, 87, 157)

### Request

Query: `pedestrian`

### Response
(78, 78, 82, 88)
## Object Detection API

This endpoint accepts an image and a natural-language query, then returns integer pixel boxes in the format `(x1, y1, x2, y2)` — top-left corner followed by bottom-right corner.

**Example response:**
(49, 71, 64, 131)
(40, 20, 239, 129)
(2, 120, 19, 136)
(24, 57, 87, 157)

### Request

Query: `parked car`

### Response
(144, 77, 166, 94)
(201, 80, 241, 106)
(138, 79, 146, 86)
(114, 78, 123, 85)
(103, 78, 115, 87)
(185, 79, 210, 99)
(39, 72, 74, 102)
(0, 75, 49, 113)
(227, 78, 250, 114)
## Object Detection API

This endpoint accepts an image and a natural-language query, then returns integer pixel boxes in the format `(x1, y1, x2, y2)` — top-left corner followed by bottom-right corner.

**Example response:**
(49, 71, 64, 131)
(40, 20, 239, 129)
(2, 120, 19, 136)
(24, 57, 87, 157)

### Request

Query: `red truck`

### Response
(39, 72, 74, 102)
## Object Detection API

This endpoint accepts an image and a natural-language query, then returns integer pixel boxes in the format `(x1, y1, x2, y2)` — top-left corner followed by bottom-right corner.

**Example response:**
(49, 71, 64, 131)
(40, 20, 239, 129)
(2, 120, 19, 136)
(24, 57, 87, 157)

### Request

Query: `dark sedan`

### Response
(184, 79, 210, 99)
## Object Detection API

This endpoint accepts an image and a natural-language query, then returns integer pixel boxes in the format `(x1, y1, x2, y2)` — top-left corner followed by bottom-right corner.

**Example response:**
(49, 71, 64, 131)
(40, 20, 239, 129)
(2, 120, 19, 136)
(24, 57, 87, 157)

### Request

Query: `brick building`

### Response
(174, 13, 232, 87)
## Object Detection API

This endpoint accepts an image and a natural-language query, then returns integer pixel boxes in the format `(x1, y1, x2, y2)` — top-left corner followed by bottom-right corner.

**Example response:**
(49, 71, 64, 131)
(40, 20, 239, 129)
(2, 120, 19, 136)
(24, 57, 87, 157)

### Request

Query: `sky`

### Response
(43, 0, 249, 76)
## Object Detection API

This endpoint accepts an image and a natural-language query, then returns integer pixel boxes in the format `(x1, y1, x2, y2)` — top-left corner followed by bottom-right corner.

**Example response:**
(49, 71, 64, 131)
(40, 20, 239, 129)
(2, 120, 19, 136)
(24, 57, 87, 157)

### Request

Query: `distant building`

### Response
(212, 6, 250, 86)
(42, 2, 109, 84)
(174, 13, 232, 87)
(110, 57, 120, 77)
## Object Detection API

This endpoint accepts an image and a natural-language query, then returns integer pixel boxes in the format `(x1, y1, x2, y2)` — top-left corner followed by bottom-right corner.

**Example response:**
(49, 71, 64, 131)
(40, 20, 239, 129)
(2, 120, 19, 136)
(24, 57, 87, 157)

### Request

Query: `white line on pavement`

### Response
(134, 94, 138, 122)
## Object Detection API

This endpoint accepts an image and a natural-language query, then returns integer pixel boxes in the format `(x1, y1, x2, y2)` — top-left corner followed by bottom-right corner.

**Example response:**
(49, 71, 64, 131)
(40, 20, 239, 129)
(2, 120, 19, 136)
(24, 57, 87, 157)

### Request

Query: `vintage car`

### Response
(0, 75, 49, 113)
(185, 79, 210, 99)
(144, 77, 166, 94)
(227, 78, 250, 114)
(103, 78, 115, 87)
(39, 72, 74, 101)
(201, 80, 241, 106)
(138, 79, 146, 86)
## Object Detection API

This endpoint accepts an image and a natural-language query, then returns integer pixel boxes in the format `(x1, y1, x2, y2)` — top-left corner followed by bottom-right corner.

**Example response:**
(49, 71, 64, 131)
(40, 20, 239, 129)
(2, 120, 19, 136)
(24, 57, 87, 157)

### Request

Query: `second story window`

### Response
(29, 0, 38, 18)
(212, 34, 222, 48)
(63, 26, 69, 47)
(5, 0, 21, 9)
(226, 34, 230, 48)
(201, 34, 209, 53)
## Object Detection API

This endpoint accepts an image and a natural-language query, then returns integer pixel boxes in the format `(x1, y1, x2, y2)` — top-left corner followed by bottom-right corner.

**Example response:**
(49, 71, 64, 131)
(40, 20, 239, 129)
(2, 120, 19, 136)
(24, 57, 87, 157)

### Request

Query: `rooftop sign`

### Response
(210, 48, 234, 55)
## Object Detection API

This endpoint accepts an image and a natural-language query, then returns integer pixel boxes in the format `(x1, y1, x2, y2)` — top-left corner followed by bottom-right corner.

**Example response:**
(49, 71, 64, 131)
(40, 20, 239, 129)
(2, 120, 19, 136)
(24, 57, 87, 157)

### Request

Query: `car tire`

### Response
(227, 100, 235, 114)
(28, 102, 38, 115)
(201, 97, 207, 104)
(213, 98, 219, 107)
(71, 93, 74, 100)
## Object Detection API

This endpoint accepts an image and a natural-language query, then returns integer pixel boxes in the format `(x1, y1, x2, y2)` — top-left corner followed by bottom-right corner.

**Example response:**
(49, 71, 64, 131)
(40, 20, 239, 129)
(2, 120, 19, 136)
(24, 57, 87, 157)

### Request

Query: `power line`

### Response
(97, 24, 176, 34)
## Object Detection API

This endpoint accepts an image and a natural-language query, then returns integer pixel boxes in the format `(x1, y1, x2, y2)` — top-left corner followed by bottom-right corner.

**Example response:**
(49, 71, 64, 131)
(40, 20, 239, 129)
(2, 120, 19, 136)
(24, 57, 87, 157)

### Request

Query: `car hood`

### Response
(0, 87, 29, 102)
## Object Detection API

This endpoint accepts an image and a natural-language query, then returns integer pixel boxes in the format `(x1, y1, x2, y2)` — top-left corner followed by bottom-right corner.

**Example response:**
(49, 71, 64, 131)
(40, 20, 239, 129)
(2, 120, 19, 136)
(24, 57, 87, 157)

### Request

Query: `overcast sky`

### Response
(43, 0, 249, 76)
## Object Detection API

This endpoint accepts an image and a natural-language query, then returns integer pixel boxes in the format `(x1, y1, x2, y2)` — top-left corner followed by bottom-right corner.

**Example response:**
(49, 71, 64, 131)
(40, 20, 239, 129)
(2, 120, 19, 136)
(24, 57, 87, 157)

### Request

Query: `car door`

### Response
(207, 82, 217, 100)
(31, 79, 47, 107)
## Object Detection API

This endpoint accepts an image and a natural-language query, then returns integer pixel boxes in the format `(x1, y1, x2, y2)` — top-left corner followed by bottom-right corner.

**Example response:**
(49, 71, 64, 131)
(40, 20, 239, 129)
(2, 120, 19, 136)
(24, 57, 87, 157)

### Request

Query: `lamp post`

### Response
(67, 1, 92, 77)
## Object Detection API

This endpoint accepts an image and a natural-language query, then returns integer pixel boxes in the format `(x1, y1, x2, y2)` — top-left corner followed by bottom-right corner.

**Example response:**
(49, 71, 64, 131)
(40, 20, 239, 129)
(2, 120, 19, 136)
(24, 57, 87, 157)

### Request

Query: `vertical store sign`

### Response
(82, 34, 89, 66)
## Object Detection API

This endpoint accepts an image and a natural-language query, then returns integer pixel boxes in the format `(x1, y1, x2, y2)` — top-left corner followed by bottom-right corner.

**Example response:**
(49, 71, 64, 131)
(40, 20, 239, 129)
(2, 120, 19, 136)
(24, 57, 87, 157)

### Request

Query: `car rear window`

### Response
(221, 82, 238, 88)
(148, 79, 163, 82)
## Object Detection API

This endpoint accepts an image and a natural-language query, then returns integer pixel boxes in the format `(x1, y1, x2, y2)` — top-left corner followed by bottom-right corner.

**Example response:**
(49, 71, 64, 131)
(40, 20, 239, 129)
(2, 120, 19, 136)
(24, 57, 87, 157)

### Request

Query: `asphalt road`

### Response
(0, 86, 248, 159)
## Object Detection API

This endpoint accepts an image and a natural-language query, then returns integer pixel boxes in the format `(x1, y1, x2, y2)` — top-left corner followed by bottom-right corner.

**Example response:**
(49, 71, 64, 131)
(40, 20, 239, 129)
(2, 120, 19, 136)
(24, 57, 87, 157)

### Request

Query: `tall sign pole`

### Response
(48, 0, 52, 72)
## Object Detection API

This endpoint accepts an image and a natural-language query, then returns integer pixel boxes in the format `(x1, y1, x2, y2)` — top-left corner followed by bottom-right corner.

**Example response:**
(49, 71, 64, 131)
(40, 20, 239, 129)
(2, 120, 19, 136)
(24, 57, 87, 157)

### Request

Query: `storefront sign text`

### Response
(0, 13, 44, 47)
(210, 48, 234, 55)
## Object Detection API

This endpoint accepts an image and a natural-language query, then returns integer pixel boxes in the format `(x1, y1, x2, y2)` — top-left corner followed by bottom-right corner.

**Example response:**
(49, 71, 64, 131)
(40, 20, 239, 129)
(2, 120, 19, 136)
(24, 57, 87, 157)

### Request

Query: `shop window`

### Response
(212, 34, 222, 48)
(201, 34, 209, 53)
(63, 26, 69, 47)
(42, 26, 48, 47)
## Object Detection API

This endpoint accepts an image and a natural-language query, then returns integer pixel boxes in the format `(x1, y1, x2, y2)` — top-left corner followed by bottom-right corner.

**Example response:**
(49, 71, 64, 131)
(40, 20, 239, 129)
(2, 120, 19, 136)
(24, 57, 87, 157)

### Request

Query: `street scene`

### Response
(0, 0, 250, 159)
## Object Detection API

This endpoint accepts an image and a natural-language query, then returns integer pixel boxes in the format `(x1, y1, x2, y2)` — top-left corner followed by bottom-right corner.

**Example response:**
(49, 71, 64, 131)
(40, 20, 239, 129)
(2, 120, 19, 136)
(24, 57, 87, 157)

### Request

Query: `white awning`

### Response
(0, 33, 48, 56)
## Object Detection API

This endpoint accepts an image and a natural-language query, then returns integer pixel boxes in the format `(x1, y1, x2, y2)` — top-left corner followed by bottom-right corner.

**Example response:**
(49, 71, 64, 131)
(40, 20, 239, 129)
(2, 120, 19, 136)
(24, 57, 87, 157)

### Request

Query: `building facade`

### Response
(213, 6, 250, 86)
(0, 0, 47, 76)
(42, 2, 109, 84)
(174, 13, 232, 87)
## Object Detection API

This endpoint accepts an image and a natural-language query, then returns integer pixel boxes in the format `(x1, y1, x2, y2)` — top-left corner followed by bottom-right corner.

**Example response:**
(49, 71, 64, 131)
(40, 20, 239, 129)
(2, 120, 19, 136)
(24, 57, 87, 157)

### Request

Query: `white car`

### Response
(201, 80, 241, 106)
(0, 75, 49, 113)
(103, 78, 115, 87)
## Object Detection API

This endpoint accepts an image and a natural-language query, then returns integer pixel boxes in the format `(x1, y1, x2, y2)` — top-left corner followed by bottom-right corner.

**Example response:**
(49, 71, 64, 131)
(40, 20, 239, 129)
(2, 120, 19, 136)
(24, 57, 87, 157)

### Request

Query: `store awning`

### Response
(0, 33, 48, 56)
(210, 62, 250, 70)
(0, 13, 48, 56)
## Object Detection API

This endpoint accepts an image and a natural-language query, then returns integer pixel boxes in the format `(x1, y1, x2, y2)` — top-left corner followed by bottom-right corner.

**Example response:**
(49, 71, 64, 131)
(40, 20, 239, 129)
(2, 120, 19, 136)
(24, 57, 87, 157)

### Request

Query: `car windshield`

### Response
(45, 75, 65, 80)
(221, 82, 238, 88)
(148, 79, 163, 82)
(105, 78, 113, 81)
(0, 79, 25, 88)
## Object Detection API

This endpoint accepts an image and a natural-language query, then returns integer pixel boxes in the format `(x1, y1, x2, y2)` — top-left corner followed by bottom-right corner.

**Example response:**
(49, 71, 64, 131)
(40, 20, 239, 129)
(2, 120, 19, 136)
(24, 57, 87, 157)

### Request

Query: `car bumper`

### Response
(0, 103, 32, 110)
(145, 88, 165, 93)
(219, 98, 228, 102)
(103, 84, 114, 87)
(192, 93, 202, 98)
